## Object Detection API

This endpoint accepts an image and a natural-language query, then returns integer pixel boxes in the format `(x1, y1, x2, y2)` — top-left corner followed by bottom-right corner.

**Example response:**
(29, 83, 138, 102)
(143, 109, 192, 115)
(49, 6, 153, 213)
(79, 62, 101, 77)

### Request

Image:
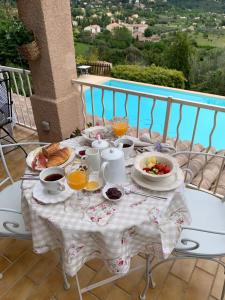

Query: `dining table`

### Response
(21, 135, 191, 298)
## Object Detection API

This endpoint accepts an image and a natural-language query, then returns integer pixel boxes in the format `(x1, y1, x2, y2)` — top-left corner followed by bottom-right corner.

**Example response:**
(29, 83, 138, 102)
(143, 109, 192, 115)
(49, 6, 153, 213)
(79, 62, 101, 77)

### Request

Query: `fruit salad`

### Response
(143, 156, 171, 175)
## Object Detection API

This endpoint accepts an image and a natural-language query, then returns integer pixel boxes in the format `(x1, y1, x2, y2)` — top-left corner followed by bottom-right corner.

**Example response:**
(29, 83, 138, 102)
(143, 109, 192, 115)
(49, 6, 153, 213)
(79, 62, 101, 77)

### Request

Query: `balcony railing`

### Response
(0, 65, 36, 130)
(73, 79, 225, 198)
(1, 64, 225, 198)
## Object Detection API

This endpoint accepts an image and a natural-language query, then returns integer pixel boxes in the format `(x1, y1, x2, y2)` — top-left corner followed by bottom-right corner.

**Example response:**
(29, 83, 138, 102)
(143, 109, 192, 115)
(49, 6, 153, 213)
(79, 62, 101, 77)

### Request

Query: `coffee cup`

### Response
(114, 138, 134, 159)
(40, 167, 65, 194)
(82, 148, 101, 172)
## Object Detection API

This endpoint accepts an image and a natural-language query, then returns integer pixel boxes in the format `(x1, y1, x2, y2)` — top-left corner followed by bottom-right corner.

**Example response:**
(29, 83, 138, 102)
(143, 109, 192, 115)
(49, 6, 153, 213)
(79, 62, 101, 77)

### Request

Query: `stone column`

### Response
(16, 0, 83, 142)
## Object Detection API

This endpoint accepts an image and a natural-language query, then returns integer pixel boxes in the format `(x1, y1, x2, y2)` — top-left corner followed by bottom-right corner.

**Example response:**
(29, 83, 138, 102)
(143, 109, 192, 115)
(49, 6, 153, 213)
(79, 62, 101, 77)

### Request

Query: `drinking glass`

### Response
(112, 116, 128, 137)
(65, 163, 89, 215)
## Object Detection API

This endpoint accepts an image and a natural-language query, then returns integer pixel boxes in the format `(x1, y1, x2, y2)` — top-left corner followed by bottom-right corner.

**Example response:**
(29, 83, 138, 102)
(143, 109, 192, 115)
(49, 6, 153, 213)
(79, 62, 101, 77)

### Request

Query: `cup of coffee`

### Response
(115, 138, 134, 159)
(39, 167, 65, 194)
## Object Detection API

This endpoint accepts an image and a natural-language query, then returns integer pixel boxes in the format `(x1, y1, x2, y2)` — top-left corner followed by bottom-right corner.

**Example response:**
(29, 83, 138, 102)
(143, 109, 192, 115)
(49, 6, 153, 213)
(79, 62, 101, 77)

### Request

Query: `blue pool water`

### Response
(85, 80, 225, 149)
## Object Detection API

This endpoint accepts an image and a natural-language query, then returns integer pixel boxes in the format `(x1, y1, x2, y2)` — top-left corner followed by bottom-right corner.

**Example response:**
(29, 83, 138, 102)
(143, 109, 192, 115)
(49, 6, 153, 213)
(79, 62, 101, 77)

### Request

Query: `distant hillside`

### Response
(167, 0, 225, 12)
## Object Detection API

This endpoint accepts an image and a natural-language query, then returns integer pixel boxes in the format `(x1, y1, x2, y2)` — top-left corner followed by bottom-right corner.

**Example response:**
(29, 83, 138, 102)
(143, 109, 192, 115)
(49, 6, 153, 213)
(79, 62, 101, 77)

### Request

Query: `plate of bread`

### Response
(26, 142, 75, 171)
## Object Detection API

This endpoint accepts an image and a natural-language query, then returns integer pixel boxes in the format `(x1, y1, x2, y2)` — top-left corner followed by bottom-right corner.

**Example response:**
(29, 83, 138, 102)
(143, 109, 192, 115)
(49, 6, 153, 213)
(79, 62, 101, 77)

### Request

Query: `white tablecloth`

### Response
(21, 138, 191, 277)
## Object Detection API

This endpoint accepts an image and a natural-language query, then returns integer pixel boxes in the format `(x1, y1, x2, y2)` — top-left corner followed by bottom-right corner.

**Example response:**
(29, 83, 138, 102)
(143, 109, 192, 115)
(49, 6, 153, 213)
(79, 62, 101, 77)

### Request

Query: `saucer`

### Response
(131, 167, 184, 192)
(102, 183, 125, 202)
(33, 181, 73, 204)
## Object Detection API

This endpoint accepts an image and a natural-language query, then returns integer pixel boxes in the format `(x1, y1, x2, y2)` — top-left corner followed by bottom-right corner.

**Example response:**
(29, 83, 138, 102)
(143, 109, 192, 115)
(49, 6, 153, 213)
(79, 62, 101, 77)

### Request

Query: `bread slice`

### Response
(47, 147, 71, 167)
(42, 143, 60, 158)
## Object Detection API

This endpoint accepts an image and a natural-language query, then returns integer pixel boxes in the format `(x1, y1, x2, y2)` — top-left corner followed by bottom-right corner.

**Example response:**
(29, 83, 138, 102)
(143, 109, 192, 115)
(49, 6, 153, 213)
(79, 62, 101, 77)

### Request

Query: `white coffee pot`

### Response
(100, 144, 126, 184)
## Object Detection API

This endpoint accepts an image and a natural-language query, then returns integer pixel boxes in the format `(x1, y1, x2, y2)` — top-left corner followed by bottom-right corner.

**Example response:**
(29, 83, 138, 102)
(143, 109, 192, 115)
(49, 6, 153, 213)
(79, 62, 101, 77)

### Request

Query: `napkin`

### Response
(86, 201, 117, 226)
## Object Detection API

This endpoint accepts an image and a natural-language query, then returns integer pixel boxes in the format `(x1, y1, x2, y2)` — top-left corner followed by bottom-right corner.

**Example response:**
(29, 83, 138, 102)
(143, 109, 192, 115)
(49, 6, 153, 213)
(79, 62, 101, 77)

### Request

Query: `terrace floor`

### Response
(0, 126, 224, 300)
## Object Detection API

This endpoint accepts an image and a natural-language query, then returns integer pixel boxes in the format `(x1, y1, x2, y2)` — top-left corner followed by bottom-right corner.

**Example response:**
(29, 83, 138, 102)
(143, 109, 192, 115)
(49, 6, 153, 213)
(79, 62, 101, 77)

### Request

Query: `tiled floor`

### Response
(0, 126, 224, 300)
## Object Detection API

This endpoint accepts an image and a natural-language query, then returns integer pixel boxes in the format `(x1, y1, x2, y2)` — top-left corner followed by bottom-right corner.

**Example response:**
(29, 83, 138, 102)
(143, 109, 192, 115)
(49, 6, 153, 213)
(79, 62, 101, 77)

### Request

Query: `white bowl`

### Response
(102, 184, 124, 202)
(134, 152, 177, 182)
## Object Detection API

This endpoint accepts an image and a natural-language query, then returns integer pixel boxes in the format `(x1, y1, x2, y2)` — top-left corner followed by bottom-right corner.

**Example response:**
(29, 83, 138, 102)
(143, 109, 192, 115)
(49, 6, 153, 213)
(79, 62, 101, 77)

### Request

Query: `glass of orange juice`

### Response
(112, 117, 128, 137)
(65, 163, 89, 214)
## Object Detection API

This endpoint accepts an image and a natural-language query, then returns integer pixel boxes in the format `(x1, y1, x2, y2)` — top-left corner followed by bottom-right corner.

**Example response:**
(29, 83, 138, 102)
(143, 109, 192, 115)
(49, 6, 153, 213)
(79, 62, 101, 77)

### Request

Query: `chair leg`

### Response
(221, 268, 225, 300)
(140, 255, 155, 300)
(76, 274, 83, 300)
(1, 127, 27, 156)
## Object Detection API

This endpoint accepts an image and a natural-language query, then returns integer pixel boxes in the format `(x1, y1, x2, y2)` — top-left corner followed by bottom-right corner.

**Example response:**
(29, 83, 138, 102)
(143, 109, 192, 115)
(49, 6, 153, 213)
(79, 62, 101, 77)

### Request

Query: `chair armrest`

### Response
(1, 141, 49, 149)
(0, 208, 31, 238)
(181, 226, 225, 236)
(174, 226, 225, 253)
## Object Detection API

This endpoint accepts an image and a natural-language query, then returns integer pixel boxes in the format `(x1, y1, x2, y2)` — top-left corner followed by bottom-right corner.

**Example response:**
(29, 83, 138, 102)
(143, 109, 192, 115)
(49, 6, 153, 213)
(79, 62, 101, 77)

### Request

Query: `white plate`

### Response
(26, 142, 75, 171)
(131, 167, 184, 192)
(81, 125, 113, 142)
(33, 181, 73, 204)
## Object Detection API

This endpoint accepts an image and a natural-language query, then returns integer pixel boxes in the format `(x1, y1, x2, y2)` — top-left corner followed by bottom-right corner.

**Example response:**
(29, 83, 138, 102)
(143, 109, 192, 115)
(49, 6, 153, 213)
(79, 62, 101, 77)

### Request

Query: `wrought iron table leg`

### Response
(140, 255, 155, 300)
(221, 270, 225, 300)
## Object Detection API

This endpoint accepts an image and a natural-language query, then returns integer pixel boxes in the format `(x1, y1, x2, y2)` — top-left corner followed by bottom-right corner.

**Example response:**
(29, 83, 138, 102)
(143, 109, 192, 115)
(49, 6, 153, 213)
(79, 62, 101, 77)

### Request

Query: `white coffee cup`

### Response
(115, 138, 134, 159)
(39, 167, 65, 194)
(82, 148, 101, 171)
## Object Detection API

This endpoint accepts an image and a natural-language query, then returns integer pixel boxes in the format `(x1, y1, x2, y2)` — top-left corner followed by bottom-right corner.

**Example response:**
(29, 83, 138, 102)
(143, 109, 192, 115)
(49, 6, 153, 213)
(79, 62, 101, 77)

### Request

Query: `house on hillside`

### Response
(84, 25, 101, 35)
(106, 22, 122, 31)
(124, 23, 148, 38)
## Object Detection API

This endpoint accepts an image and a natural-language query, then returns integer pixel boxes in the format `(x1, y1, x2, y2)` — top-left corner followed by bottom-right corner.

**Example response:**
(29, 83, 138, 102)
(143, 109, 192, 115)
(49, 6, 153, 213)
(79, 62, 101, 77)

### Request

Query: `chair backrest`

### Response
(0, 71, 12, 126)
(0, 141, 48, 187)
(172, 151, 225, 200)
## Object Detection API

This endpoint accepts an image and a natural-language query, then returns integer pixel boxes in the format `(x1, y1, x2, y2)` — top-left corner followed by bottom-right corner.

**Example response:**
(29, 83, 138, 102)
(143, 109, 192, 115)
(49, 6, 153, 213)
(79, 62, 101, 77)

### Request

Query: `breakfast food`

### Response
(42, 143, 60, 158)
(106, 187, 122, 200)
(31, 143, 71, 170)
(47, 147, 71, 167)
(143, 156, 171, 175)
(85, 180, 99, 191)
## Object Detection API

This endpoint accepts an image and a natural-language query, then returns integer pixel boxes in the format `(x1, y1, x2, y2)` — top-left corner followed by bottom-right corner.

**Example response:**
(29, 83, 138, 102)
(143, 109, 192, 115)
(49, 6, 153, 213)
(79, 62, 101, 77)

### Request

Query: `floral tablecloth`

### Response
(21, 137, 191, 277)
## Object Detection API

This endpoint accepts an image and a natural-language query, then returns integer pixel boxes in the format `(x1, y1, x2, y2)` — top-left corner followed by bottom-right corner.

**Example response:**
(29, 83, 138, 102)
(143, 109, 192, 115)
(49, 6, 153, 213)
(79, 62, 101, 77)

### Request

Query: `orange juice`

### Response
(67, 170, 87, 190)
(112, 122, 128, 137)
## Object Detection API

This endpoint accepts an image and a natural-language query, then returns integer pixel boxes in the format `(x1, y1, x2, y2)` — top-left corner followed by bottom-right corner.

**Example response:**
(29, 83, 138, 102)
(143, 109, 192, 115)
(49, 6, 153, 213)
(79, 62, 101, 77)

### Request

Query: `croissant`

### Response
(47, 147, 71, 167)
(42, 143, 60, 158)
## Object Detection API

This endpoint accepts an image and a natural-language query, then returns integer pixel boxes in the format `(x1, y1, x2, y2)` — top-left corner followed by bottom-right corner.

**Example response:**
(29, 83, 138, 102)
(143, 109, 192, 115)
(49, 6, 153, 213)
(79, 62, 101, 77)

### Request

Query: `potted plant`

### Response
(10, 18, 40, 61)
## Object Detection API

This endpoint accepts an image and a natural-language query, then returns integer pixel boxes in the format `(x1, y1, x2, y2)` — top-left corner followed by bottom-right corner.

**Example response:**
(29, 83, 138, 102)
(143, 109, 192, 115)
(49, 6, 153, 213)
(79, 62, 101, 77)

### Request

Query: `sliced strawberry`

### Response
(163, 166, 171, 174)
(155, 163, 165, 172)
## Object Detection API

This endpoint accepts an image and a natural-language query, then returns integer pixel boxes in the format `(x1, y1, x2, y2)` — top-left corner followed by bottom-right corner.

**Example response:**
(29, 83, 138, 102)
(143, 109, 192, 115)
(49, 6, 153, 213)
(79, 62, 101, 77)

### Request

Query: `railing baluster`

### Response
(125, 92, 128, 118)
(18, 73, 32, 128)
(90, 86, 95, 125)
(26, 73, 32, 96)
(174, 104, 183, 148)
(80, 84, 87, 128)
(198, 111, 218, 189)
(149, 97, 156, 139)
(136, 96, 141, 138)
(185, 107, 200, 181)
(11, 72, 26, 126)
(113, 90, 116, 118)
(162, 97, 172, 143)
(101, 88, 105, 126)
(213, 154, 225, 194)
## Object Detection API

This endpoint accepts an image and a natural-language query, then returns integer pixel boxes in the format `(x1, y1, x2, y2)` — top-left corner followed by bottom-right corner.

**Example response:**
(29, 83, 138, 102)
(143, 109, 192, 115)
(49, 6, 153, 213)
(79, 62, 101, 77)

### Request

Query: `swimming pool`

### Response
(85, 79, 225, 149)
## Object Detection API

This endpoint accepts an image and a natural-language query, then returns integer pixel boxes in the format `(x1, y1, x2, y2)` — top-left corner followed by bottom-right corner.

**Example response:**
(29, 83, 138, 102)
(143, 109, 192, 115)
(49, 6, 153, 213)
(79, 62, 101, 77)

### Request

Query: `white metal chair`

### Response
(140, 151, 225, 300)
(0, 141, 83, 291)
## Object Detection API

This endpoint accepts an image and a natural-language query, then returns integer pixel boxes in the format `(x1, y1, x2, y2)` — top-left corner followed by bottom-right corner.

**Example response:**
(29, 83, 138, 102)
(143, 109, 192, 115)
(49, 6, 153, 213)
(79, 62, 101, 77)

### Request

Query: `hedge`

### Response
(111, 65, 186, 89)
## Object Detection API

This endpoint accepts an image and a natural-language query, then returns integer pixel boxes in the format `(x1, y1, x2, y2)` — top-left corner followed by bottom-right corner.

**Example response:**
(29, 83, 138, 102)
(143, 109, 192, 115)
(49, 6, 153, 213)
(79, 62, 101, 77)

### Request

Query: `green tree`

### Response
(110, 26, 132, 49)
(144, 27, 153, 37)
(166, 32, 194, 83)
